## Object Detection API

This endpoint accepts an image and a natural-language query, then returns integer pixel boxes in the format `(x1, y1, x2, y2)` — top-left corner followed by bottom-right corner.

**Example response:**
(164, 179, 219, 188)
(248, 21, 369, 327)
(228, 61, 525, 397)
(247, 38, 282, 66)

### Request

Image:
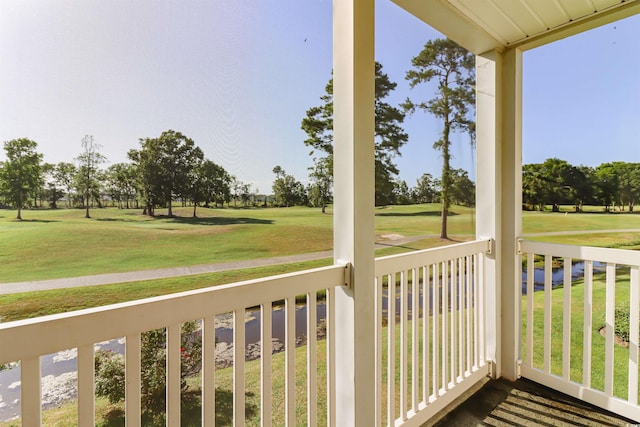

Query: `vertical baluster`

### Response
(562, 257, 572, 381)
(543, 256, 552, 374)
(21, 356, 41, 426)
(450, 258, 457, 385)
(78, 344, 95, 427)
(400, 270, 408, 420)
(458, 258, 464, 381)
(465, 256, 471, 374)
(629, 266, 639, 405)
(167, 324, 181, 426)
(423, 265, 430, 404)
(285, 297, 295, 426)
(387, 273, 396, 425)
(605, 263, 616, 396)
(411, 268, 418, 412)
(307, 292, 318, 426)
(476, 252, 484, 367)
(234, 310, 246, 426)
(526, 253, 534, 367)
(583, 260, 593, 388)
(125, 333, 141, 426)
(202, 317, 215, 427)
(432, 263, 440, 396)
(375, 277, 383, 426)
(442, 261, 448, 391)
(327, 287, 336, 427)
(261, 303, 273, 427)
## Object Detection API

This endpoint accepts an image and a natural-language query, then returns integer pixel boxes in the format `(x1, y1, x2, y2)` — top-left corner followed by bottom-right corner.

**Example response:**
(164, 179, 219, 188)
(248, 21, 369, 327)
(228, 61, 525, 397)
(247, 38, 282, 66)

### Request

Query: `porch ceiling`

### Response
(392, 0, 639, 53)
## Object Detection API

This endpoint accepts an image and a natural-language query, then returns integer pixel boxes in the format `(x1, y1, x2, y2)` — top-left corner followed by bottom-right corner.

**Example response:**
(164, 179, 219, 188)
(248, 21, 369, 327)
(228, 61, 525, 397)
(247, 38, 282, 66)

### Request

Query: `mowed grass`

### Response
(523, 208, 640, 234)
(523, 267, 637, 400)
(0, 204, 478, 283)
(3, 203, 637, 283)
(0, 206, 334, 283)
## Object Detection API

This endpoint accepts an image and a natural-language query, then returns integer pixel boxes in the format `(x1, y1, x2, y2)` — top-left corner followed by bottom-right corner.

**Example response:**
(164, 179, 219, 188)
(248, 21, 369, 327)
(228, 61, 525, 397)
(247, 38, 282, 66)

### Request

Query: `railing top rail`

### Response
(0, 264, 346, 364)
(520, 239, 640, 266)
(375, 238, 491, 276)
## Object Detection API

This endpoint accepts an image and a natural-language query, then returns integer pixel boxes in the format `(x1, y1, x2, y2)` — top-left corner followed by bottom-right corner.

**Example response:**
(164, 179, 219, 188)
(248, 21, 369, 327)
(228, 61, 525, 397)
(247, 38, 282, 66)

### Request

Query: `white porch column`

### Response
(333, 0, 376, 425)
(476, 47, 522, 381)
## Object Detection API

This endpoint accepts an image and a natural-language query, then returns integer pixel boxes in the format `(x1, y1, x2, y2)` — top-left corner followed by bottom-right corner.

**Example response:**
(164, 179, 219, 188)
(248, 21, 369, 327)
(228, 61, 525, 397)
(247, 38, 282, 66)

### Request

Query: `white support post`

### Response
(332, 0, 376, 424)
(476, 47, 522, 381)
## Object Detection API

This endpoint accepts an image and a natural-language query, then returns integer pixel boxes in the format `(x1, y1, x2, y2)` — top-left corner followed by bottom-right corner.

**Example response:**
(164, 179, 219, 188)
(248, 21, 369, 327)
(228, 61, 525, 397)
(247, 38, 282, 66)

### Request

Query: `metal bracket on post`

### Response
(516, 238, 523, 255)
(486, 238, 495, 256)
(516, 359, 522, 378)
(338, 261, 353, 290)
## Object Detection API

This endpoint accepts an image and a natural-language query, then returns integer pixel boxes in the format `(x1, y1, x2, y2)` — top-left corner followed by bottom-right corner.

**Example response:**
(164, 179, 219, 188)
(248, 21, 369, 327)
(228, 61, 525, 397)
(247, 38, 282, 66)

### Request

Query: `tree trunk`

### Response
(85, 194, 91, 218)
(440, 124, 451, 240)
(16, 207, 22, 220)
(167, 193, 173, 217)
(193, 203, 197, 218)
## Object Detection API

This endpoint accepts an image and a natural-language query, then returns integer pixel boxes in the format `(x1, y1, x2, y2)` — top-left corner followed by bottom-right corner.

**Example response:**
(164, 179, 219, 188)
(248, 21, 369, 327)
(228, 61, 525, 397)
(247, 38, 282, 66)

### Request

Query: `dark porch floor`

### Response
(430, 378, 635, 427)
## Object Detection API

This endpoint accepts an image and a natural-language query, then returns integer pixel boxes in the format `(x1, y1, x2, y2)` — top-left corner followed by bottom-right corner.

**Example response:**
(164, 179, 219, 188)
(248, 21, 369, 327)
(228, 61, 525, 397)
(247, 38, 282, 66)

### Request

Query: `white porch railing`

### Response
(0, 241, 491, 426)
(0, 264, 347, 426)
(375, 239, 491, 427)
(520, 240, 640, 421)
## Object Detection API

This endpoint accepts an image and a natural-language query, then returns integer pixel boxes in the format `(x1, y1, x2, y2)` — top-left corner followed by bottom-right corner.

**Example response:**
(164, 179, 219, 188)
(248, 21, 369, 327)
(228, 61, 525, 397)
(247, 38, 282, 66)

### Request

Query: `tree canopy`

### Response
(301, 62, 408, 206)
(75, 135, 107, 218)
(0, 138, 43, 220)
(404, 38, 475, 238)
(128, 130, 204, 217)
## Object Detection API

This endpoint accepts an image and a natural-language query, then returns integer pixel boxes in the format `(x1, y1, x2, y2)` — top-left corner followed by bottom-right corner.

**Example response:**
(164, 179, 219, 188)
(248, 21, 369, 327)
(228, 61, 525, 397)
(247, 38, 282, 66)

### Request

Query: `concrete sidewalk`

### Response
(0, 234, 441, 295)
(4, 229, 637, 295)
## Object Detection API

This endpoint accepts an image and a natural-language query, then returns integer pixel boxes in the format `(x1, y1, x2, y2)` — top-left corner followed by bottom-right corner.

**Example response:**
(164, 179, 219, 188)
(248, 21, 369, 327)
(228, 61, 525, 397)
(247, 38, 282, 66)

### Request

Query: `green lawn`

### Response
(1, 203, 639, 424)
(522, 208, 640, 234)
(523, 266, 637, 400)
(3, 203, 637, 283)
(0, 206, 334, 283)
(1, 203, 479, 283)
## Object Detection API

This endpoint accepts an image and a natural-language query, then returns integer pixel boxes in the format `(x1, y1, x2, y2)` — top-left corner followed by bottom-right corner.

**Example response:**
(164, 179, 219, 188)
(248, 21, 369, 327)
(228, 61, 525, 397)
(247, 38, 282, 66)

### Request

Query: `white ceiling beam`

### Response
(513, 0, 640, 51)
(392, 0, 638, 55)
(391, 0, 503, 54)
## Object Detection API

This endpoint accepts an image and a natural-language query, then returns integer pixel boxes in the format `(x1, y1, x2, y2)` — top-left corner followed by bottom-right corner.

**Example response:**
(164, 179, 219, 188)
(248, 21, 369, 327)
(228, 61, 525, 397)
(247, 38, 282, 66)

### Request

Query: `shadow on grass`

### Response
(98, 388, 257, 427)
(13, 219, 60, 223)
(375, 210, 459, 217)
(95, 216, 273, 226)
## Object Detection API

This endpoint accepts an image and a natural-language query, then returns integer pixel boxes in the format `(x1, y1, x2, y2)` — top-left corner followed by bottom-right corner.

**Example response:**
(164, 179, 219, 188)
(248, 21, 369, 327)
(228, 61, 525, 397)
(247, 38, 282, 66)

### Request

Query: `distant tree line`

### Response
(523, 158, 640, 213)
(0, 132, 254, 220)
(270, 166, 476, 210)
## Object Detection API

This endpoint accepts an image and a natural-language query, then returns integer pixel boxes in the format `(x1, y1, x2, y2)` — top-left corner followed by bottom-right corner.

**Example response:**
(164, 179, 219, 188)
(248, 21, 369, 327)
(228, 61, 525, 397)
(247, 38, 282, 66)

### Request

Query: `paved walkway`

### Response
(0, 234, 439, 295)
(2, 229, 639, 295)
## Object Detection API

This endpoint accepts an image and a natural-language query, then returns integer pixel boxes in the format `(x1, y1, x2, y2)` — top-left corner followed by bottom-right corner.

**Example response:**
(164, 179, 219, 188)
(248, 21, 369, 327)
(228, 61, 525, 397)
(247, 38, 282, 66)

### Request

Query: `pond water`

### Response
(521, 260, 606, 294)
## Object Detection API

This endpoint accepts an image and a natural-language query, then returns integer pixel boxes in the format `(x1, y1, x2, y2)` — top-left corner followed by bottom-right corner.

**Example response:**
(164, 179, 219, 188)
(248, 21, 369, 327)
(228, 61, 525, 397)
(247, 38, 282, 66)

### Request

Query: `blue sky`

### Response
(1, 1, 638, 194)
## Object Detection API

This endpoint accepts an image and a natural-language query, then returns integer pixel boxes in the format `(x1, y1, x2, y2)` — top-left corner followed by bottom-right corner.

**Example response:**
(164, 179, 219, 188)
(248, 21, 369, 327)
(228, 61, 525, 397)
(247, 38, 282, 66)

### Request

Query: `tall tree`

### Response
(413, 173, 438, 204)
(522, 163, 547, 211)
(129, 130, 203, 217)
(272, 166, 307, 207)
(301, 62, 408, 206)
(307, 157, 332, 213)
(0, 138, 43, 220)
(450, 168, 475, 207)
(53, 162, 76, 208)
(106, 163, 137, 209)
(200, 159, 231, 208)
(75, 135, 107, 218)
(404, 38, 475, 239)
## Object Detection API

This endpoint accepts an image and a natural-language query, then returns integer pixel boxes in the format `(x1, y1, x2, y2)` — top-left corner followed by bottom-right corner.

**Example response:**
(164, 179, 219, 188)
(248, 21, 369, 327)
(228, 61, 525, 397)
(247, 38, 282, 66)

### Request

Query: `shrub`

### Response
(614, 305, 631, 343)
(95, 321, 202, 423)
